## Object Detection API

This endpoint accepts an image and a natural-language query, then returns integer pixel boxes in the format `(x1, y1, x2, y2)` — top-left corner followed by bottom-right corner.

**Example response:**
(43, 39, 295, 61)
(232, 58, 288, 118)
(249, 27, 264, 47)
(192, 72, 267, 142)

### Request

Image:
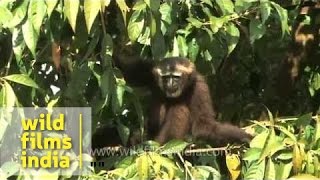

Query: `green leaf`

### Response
(249, 19, 266, 43)
(260, 2, 271, 23)
(243, 160, 265, 180)
(9, 0, 28, 28)
(100, 33, 113, 66)
(64, 0, 79, 32)
(136, 153, 149, 180)
(243, 148, 261, 161)
(292, 143, 304, 174)
(250, 130, 269, 148)
(235, 0, 253, 13)
(209, 16, 224, 34)
(275, 161, 292, 180)
(201, 0, 213, 7)
(0, 117, 8, 142)
(100, 70, 112, 108)
(270, 2, 289, 37)
(215, 0, 234, 15)
(275, 125, 297, 142)
(288, 174, 319, 180)
(3, 81, 16, 108)
(29, 0, 47, 35)
(187, 17, 203, 28)
(177, 35, 188, 57)
(259, 129, 284, 162)
(133, 0, 146, 11)
(264, 158, 276, 180)
(314, 117, 320, 146)
(127, 10, 144, 42)
(45, 0, 58, 17)
(188, 38, 199, 61)
(117, 120, 130, 145)
(100, 0, 111, 12)
(225, 22, 240, 54)
(116, 0, 129, 25)
(12, 27, 26, 71)
(84, 0, 101, 33)
(161, 140, 189, 155)
(3, 74, 39, 88)
(144, 0, 159, 12)
(0, 6, 13, 28)
(22, 19, 38, 57)
(0, 162, 20, 178)
(296, 113, 312, 127)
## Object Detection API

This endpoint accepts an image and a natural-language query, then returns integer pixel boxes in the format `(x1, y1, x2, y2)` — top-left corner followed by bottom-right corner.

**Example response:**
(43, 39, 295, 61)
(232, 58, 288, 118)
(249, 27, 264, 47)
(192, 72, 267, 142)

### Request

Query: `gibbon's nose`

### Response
(168, 78, 174, 87)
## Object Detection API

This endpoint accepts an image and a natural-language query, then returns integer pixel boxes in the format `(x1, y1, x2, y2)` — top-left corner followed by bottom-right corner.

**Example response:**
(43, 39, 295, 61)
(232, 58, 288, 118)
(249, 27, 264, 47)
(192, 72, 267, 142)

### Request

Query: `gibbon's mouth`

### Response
(165, 88, 182, 98)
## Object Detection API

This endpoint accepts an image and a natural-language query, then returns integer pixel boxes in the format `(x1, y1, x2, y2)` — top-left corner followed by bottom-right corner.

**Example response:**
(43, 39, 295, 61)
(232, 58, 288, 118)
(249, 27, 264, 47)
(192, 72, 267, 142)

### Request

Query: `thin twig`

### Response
(177, 152, 194, 180)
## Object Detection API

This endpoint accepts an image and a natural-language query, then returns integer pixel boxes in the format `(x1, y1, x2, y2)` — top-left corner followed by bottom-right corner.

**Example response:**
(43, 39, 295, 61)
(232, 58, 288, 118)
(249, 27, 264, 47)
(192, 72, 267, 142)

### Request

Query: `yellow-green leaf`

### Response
(22, 19, 38, 57)
(116, 0, 129, 25)
(226, 153, 241, 180)
(3, 81, 16, 109)
(3, 74, 39, 89)
(136, 153, 149, 180)
(84, 0, 101, 33)
(29, 0, 47, 35)
(45, 0, 58, 17)
(64, 0, 79, 32)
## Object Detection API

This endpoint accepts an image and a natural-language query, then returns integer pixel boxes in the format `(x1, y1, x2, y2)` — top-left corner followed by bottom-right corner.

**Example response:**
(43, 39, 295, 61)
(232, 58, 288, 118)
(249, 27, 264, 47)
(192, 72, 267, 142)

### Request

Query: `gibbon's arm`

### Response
(113, 53, 155, 87)
(190, 74, 252, 146)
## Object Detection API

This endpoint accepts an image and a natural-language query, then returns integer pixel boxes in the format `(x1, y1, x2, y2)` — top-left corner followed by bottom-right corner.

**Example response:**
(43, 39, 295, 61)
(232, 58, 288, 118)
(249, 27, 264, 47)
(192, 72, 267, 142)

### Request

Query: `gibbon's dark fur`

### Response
(114, 55, 252, 146)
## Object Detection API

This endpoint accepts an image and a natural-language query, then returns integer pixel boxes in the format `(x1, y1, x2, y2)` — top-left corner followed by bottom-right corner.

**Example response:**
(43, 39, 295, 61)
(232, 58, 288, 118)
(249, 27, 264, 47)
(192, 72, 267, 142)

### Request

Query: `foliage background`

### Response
(0, 0, 320, 179)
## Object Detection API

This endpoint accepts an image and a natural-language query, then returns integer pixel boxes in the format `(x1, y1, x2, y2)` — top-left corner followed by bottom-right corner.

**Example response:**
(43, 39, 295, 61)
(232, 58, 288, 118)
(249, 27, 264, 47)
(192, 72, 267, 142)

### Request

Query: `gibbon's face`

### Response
(153, 58, 194, 98)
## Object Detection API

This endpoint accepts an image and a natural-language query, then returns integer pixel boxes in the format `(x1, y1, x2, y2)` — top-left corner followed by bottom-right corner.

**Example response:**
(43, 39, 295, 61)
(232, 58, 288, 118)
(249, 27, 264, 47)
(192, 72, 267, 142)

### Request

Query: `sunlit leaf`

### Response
(270, 2, 289, 37)
(12, 28, 26, 72)
(250, 130, 269, 148)
(292, 143, 304, 174)
(0, 162, 20, 178)
(22, 19, 38, 57)
(29, 0, 47, 35)
(226, 153, 241, 180)
(133, 0, 146, 11)
(235, 0, 253, 13)
(144, 0, 159, 12)
(243, 148, 261, 161)
(127, 10, 144, 42)
(9, 0, 28, 28)
(4, 74, 39, 89)
(264, 158, 276, 180)
(116, 0, 129, 25)
(45, 0, 58, 17)
(209, 16, 225, 33)
(225, 22, 240, 55)
(0, 6, 13, 28)
(64, 0, 79, 32)
(84, 0, 101, 33)
(161, 140, 189, 155)
(260, 2, 271, 23)
(3, 81, 16, 109)
(136, 153, 149, 180)
(275, 161, 292, 179)
(249, 19, 266, 43)
(177, 35, 188, 57)
(288, 174, 319, 180)
(187, 17, 203, 28)
(215, 0, 234, 15)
